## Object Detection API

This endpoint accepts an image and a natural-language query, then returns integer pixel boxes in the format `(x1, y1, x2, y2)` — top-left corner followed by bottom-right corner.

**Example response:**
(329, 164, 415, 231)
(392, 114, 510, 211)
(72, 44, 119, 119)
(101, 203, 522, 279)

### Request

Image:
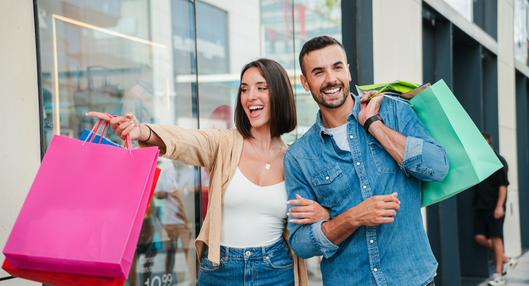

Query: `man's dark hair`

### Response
(235, 58, 297, 139)
(299, 35, 344, 75)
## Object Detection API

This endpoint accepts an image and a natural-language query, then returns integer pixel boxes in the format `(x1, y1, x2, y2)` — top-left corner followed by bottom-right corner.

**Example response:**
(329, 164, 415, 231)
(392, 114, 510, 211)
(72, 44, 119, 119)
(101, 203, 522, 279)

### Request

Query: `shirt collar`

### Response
(315, 93, 361, 139)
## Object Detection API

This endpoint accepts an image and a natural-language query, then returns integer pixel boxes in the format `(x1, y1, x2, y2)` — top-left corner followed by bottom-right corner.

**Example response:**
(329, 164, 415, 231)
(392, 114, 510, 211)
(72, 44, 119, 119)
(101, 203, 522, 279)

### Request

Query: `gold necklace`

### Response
(248, 141, 276, 171)
(263, 150, 273, 171)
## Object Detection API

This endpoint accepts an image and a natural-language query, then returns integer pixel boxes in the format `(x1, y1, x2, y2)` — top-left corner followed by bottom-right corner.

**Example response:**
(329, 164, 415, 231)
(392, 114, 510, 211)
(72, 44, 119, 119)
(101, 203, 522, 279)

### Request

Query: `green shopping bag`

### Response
(410, 80, 503, 206)
(356, 80, 431, 100)
(357, 80, 419, 94)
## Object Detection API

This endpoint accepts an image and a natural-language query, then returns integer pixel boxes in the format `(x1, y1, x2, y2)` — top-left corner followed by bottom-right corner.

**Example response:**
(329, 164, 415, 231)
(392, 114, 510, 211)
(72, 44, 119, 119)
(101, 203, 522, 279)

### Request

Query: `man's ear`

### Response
(300, 74, 310, 91)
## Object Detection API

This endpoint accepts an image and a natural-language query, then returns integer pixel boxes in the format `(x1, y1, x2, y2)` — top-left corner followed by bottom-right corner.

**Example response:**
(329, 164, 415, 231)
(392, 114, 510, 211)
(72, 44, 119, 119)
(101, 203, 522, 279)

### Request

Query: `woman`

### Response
(89, 58, 329, 286)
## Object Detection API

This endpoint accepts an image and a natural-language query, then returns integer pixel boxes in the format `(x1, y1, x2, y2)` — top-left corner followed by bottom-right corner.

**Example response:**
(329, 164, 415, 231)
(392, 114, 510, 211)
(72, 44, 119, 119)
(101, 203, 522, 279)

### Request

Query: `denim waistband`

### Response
(207, 239, 289, 261)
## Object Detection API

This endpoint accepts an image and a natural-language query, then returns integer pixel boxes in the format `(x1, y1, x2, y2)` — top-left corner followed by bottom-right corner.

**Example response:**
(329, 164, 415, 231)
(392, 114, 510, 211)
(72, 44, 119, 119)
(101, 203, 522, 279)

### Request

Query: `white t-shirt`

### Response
(221, 168, 287, 247)
(324, 123, 351, 151)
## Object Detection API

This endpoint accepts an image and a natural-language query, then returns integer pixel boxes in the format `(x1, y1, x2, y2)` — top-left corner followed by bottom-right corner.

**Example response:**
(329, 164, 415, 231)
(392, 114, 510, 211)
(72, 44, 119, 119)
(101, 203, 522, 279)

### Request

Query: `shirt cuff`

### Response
(404, 136, 423, 162)
(311, 221, 339, 258)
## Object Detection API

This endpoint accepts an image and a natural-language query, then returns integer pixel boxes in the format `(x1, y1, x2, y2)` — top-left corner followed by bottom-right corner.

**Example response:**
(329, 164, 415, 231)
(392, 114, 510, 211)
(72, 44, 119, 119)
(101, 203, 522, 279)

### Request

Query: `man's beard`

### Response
(312, 85, 350, 109)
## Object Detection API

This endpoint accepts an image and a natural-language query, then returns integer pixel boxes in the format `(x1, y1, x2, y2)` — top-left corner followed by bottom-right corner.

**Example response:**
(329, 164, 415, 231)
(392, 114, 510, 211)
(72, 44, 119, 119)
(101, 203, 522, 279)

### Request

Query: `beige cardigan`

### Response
(145, 125, 308, 286)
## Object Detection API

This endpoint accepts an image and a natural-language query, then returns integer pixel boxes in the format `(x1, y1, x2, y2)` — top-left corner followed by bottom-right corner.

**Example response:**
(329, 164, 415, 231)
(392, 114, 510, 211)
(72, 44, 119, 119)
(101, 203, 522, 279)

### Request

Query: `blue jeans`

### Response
(198, 239, 294, 286)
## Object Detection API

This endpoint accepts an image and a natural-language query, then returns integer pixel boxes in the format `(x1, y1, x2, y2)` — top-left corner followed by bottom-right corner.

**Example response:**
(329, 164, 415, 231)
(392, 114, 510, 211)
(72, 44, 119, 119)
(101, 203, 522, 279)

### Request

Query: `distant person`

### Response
(129, 200, 160, 286)
(154, 159, 193, 278)
(473, 132, 517, 286)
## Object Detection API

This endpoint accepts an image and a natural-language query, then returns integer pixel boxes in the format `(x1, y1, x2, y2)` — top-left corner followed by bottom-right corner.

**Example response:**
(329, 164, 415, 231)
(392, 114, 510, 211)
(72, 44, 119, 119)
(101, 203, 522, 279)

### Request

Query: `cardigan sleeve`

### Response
(141, 124, 228, 169)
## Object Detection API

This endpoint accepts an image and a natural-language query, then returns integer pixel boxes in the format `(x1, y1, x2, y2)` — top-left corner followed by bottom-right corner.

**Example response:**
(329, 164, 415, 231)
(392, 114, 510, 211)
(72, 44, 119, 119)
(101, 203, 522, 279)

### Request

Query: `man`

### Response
(473, 133, 515, 286)
(285, 35, 449, 285)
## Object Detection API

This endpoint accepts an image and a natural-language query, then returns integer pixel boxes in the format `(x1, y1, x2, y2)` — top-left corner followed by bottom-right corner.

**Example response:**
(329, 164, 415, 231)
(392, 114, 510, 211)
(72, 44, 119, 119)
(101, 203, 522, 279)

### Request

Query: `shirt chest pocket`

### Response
(310, 165, 352, 207)
(367, 138, 398, 174)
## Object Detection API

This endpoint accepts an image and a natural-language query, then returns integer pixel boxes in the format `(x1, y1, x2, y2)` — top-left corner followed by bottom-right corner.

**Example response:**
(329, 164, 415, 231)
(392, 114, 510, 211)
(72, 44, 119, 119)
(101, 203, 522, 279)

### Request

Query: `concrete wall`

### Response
(372, 0, 423, 84)
(497, 0, 522, 257)
(0, 0, 41, 284)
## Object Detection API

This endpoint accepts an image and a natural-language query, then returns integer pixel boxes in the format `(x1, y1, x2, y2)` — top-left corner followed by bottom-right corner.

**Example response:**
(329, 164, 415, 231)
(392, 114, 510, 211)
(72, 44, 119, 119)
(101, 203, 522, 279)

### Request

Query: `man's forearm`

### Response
(322, 194, 400, 245)
(322, 208, 360, 245)
(368, 121, 406, 165)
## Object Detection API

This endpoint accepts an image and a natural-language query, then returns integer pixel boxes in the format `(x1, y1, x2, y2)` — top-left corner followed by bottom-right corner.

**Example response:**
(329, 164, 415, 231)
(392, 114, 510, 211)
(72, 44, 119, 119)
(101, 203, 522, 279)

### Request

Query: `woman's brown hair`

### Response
(234, 58, 297, 138)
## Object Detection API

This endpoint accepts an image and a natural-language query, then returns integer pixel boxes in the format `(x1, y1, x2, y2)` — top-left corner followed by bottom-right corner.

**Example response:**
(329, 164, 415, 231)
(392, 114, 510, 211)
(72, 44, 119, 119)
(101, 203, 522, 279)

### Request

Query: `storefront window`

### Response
(515, 0, 529, 65)
(36, 0, 341, 285)
(442, 0, 497, 39)
(37, 0, 198, 285)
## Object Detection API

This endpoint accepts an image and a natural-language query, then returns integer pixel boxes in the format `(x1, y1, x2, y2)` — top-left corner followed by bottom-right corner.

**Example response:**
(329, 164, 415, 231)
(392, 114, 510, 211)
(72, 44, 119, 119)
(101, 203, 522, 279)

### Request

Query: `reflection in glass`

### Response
(151, 159, 194, 286)
(515, 0, 529, 65)
(37, 0, 198, 285)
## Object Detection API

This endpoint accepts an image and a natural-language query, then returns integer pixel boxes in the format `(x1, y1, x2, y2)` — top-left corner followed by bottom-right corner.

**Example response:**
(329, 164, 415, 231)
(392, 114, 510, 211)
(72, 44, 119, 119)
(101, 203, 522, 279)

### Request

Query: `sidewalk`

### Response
(478, 250, 529, 286)
(299, 251, 529, 286)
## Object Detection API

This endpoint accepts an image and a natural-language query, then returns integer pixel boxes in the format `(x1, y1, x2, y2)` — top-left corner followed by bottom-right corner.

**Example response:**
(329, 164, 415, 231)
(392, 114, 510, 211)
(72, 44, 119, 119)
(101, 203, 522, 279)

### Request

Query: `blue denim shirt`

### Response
(285, 94, 449, 286)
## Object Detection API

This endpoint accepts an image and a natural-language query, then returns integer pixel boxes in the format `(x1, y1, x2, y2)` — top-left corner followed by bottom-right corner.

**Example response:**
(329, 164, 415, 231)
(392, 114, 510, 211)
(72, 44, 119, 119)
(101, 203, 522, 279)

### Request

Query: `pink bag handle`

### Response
(82, 114, 132, 152)
(105, 113, 132, 151)
(82, 119, 109, 145)
(99, 121, 110, 144)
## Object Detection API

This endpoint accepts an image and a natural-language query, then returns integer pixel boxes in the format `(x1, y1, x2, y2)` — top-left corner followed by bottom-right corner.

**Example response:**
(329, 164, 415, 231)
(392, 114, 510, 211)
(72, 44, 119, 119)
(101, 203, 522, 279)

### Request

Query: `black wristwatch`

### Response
(363, 114, 384, 132)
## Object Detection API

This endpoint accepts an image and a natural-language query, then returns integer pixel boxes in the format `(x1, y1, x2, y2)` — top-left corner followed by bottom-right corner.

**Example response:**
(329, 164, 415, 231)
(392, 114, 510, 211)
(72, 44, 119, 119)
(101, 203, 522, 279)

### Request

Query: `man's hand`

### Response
(350, 192, 400, 226)
(320, 192, 400, 245)
(494, 206, 505, 219)
(287, 194, 331, 224)
(358, 91, 384, 126)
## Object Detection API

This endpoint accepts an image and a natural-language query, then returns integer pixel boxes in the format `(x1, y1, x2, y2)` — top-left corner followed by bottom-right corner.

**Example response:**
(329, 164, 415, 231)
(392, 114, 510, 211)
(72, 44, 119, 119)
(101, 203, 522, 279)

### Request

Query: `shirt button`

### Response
(363, 185, 367, 189)
(370, 240, 374, 244)
(325, 176, 330, 180)
(349, 135, 354, 139)
(356, 162, 360, 166)
(373, 268, 378, 272)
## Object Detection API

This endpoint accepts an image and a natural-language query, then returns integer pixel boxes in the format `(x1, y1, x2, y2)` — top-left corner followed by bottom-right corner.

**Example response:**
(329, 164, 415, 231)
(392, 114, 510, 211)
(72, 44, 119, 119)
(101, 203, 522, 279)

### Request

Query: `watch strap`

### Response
(363, 114, 383, 132)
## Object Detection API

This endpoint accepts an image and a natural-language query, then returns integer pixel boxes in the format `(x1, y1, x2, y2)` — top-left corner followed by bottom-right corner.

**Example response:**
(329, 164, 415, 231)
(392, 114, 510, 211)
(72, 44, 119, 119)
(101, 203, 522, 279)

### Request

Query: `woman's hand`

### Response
(287, 194, 330, 224)
(86, 112, 146, 141)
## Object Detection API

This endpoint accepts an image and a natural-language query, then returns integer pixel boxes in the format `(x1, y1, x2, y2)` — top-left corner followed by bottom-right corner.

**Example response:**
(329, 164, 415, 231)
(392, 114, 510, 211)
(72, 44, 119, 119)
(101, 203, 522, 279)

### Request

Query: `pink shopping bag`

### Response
(3, 258, 126, 286)
(3, 127, 159, 278)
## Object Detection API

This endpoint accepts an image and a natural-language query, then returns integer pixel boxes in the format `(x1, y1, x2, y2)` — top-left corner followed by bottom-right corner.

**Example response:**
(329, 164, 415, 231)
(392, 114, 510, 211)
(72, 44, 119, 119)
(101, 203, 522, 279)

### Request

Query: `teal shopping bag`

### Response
(410, 80, 503, 206)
